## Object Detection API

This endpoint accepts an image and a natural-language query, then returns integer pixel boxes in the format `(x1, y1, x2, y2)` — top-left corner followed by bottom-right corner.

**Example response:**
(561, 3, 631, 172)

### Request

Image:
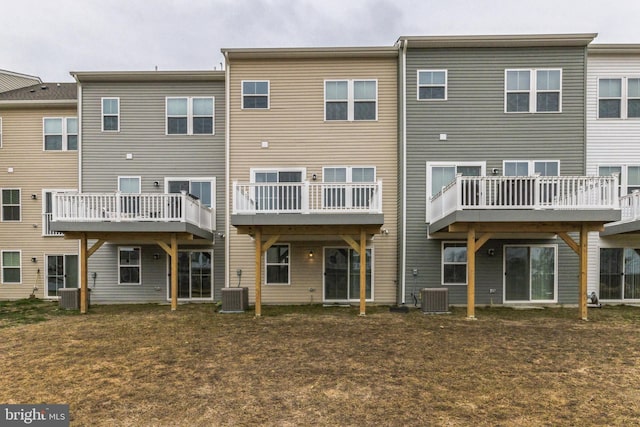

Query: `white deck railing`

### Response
(233, 181, 383, 214)
(619, 191, 640, 222)
(430, 175, 619, 223)
(51, 192, 215, 231)
(42, 213, 63, 236)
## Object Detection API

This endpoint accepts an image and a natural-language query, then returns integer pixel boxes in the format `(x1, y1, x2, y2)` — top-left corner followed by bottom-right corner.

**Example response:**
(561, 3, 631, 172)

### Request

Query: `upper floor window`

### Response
(325, 80, 377, 121)
(505, 69, 561, 113)
(418, 70, 447, 100)
(166, 97, 214, 135)
(43, 117, 77, 151)
(598, 78, 640, 119)
(1, 189, 20, 221)
(323, 166, 375, 208)
(166, 177, 216, 208)
(503, 160, 559, 177)
(242, 81, 269, 109)
(599, 165, 640, 196)
(102, 97, 119, 131)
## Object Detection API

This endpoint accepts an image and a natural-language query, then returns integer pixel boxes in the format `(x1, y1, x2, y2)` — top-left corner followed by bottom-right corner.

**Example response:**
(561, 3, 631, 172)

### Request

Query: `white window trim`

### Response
(441, 241, 467, 286)
(265, 243, 291, 286)
(1, 249, 22, 284)
(417, 69, 448, 101)
(425, 161, 486, 222)
(322, 166, 376, 182)
(598, 164, 640, 195)
(164, 177, 216, 208)
(597, 76, 640, 120)
(241, 80, 270, 110)
(117, 176, 141, 193)
(118, 246, 141, 285)
(502, 244, 558, 304)
(165, 96, 215, 136)
(324, 79, 378, 121)
(502, 160, 560, 176)
(101, 97, 120, 132)
(43, 117, 77, 151)
(504, 68, 562, 114)
(249, 167, 307, 183)
(1, 188, 21, 222)
(322, 245, 375, 302)
(44, 254, 79, 299)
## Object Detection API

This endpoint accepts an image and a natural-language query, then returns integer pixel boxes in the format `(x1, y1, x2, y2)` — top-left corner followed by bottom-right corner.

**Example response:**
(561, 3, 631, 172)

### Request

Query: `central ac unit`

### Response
(220, 287, 249, 313)
(421, 288, 449, 314)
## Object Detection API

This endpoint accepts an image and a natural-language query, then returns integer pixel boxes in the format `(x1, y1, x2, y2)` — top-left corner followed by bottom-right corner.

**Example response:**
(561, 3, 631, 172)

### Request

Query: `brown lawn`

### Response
(1, 301, 639, 426)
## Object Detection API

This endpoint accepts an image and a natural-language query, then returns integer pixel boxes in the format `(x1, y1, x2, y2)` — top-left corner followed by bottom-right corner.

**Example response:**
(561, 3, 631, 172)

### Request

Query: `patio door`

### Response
(504, 246, 556, 302)
(254, 170, 303, 211)
(599, 248, 640, 300)
(169, 251, 213, 300)
(46, 255, 78, 297)
(324, 247, 372, 302)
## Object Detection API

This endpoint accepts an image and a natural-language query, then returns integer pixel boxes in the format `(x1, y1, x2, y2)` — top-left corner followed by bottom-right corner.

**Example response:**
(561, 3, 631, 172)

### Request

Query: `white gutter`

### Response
(224, 52, 230, 289)
(401, 40, 408, 304)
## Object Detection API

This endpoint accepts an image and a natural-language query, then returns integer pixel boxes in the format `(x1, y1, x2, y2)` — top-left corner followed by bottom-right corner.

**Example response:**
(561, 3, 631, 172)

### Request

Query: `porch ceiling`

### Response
(429, 209, 621, 234)
(231, 213, 384, 228)
(234, 224, 382, 237)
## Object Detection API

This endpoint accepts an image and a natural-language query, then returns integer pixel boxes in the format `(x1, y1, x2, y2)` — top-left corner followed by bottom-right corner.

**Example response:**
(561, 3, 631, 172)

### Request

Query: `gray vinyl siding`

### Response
(80, 81, 225, 302)
(403, 46, 588, 305)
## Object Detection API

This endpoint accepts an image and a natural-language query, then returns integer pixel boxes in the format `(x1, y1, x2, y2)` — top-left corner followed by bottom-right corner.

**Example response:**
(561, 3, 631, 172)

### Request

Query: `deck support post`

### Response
(80, 233, 88, 314)
(467, 226, 476, 319)
(579, 224, 588, 321)
(255, 227, 262, 317)
(359, 228, 367, 316)
(170, 233, 178, 311)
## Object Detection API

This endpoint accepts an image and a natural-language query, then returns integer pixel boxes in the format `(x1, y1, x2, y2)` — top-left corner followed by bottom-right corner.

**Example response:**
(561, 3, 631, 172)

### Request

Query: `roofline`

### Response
(589, 44, 640, 54)
(222, 46, 398, 60)
(0, 69, 42, 83)
(70, 70, 225, 83)
(0, 99, 76, 109)
(396, 33, 597, 48)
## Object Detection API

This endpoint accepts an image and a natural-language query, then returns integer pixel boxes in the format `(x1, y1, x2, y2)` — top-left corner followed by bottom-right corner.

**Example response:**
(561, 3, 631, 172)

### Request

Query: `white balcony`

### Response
(51, 192, 215, 231)
(619, 191, 640, 222)
(430, 175, 619, 224)
(232, 181, 383, 215)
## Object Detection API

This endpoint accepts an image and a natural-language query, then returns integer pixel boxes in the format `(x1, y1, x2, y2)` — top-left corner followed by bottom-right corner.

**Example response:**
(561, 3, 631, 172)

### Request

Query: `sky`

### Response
(2, 0, 640, 83)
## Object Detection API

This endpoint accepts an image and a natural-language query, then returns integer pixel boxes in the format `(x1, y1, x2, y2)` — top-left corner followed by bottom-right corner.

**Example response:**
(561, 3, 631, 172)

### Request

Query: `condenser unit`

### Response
(58, 288, 80, 310)
(220, 287, 249, 313)
(420, 288, 449, 314)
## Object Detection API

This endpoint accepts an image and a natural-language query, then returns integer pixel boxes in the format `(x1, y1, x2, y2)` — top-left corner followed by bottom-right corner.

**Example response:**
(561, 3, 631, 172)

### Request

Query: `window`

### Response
(119, 247, 140, 285)
(242, 81, 269, 109)
(599, 165, 640, 196)
(166, 177, 216, 208)
(418, 70, 447, 100)
(427, 163, 484, 198)
(323, 166, 375, 208)
(505, 246, 556, 302)
(503, 160, 559, 177)
(46, 254, 78, 297)
(102, 97, 119, 131)
(266, 244, 289, 285)
(442, 242, 467, 285)
(2, 250, 21, 284)
(325, 80, 377, 121)
(251, 169, 304, 211)
(43, 117, 77, 151)
(600, 248, 640, 300)
(1, 189, 20, 221)
(166, 97, 214, 135)
(505, 69, 561, 113)
(598, 77, 640, 119)
(118, 177, 140, 215)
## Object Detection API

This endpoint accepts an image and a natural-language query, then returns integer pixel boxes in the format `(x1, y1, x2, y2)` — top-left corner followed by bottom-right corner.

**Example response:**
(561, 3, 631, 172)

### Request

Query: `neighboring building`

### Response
(0, 81, 78, 299)
(223, 47, 398, 315)
(397, 34, 620, 319)
(0, 69, 41, 93)
(51, 71, 225, 311)
(587, 44, 640, 303)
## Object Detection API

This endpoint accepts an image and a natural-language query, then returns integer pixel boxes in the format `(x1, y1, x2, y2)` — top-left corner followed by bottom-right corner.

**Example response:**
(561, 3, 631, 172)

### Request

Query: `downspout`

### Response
(75, 76, 83, 269)
(224, 51, 231, 289)
(400, 39, 408, 304)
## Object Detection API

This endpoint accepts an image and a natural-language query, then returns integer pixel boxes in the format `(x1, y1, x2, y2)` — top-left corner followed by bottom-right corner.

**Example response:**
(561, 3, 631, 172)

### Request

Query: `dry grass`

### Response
(1, 300, 640, 426)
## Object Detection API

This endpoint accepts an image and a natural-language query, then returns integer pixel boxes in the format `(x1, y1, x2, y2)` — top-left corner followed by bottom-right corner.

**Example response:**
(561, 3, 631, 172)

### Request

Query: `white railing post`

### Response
(302, 181, 310, 214)
(180, 191, 187, 222)
(455, 174, 463, 211)
(533, 173, 541, 209)
(115, 191, 122, 222)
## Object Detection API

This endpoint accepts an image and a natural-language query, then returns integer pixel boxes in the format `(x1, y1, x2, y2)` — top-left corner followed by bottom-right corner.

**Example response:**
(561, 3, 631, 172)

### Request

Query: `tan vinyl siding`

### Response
(229, 56, 398, 304)
(0, 106, 78, 299)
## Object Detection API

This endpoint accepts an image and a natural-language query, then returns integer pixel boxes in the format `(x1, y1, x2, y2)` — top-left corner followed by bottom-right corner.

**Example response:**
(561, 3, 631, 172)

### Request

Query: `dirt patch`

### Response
(1, 303, 639, 426)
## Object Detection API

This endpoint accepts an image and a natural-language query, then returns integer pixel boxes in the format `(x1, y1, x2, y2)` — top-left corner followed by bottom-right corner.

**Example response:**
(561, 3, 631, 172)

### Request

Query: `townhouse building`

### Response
(587, 44, 640, 303)
(0, 79, 79, 299)
(397, 34, 620, 319)
(50, 71, 225, 312)
(223, 47, 398, 315)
